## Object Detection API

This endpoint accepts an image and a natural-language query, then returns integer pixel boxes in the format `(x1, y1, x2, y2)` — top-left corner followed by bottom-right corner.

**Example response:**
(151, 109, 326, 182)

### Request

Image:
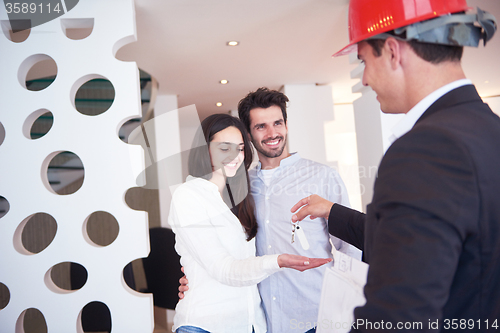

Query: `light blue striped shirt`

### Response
(250, 153, 360, 333)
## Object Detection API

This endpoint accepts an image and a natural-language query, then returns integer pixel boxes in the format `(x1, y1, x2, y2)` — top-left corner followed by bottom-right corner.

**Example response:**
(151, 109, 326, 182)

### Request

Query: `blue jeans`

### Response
(305, 328, 316, 333)
(176, 326, 256, 333)
(176, 326, 210, 333)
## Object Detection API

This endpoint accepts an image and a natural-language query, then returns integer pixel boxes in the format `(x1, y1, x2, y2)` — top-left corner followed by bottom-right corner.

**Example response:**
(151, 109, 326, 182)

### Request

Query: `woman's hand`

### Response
(178, 266, 189, 299)
(277, 254, 332, 272)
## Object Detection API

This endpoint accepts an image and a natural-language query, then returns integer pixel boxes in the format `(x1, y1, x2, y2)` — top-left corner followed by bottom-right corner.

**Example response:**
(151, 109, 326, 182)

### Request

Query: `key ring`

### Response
(291, 219, 310, 250)
(291, 219, 298, 244)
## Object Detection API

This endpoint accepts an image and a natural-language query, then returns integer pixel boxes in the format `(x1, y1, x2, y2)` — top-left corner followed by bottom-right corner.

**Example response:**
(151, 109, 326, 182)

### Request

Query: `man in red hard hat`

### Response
(292, 0, 500, 331)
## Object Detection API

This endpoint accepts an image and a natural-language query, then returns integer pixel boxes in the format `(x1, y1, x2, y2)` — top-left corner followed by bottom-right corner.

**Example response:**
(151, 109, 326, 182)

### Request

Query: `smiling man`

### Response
(244, 104, 287, 162)
(238, 87, 360, 333)
(291, 0, 500, 332)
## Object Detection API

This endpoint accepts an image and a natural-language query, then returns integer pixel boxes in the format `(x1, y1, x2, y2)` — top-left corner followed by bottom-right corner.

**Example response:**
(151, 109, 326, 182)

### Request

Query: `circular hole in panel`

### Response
(48, 262, 88, 291)
(122, 261, 139, 292)
(80, 301, 112, 333)
(61, 18, 94, 40)
(0, 121, 5, 146)
(14, 213, 57, 254)
(84, 211, 119, 247)
(0, 196, 9, 219)
(1, 19, 30, 43)
(16, 308, 48, 333)
(19, 55, 57, 91)
(23, 109, 54, 140)
(118, 118, 141, 143)
(43, 151, 84, 195)
(0, 282, 10, 310)
(74, 78, 115, 116)
(139, 69, 153, 114)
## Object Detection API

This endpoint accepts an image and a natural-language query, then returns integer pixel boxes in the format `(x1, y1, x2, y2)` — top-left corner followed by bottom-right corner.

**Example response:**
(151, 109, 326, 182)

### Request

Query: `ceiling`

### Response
(116, 0, 500, 120)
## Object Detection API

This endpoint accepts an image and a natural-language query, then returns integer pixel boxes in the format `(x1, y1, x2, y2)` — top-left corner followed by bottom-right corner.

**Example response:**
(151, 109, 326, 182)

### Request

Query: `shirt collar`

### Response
(389, 79, 472, 143)
(256, 152, 301, 172)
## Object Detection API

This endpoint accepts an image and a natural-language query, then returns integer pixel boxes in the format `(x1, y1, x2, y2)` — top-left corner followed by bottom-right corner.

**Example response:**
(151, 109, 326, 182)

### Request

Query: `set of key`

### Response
(291, 220, 310, 250)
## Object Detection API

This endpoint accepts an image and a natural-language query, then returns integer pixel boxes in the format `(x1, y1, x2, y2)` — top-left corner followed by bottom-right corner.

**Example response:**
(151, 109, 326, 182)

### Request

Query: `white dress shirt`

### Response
(168, 176, 282, 333)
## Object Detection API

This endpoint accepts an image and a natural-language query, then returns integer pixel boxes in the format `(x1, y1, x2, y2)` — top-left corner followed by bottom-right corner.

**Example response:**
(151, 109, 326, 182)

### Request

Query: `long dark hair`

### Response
(188, 114, 257, 241)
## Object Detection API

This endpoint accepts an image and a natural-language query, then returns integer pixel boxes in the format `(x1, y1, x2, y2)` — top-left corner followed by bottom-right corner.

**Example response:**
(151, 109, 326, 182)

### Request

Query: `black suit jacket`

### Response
(328, 85, 500, 332)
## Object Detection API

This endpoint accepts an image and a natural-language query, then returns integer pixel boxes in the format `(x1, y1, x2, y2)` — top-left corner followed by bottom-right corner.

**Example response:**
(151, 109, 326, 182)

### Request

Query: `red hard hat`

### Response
(333, 0, 470, 56)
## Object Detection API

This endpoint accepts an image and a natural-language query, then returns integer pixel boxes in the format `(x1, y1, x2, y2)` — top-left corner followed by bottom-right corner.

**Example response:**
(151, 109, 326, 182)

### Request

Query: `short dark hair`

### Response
(237, 87, 289, 133)
(366, 38, 463, 64)
(187, 113, 257, 241)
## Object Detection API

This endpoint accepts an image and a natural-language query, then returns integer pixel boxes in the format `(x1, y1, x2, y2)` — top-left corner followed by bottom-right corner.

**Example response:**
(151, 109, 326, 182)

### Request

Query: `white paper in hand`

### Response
(316, 251, 368, 333)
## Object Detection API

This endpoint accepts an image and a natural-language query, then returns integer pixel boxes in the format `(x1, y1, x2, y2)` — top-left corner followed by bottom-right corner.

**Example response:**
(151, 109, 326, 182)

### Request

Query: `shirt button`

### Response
(268, 245, 272, 249)
(272, 296, 276, 301)
(265, 196, 269, 200)
(266, 220, 270, 224)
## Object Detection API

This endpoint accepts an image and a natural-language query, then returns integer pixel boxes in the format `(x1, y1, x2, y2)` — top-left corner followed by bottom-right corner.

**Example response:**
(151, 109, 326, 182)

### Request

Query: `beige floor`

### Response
(153, 306, 175, 333)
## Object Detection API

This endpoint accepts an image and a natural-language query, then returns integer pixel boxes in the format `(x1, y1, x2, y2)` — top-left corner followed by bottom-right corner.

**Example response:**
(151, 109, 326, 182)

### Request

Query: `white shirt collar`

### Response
(256, 152, 300, 171)
(389, 79, 472, 143)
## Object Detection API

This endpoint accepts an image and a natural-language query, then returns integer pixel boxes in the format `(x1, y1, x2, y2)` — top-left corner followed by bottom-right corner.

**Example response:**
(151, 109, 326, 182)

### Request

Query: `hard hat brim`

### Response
(332, 42, 358, 57)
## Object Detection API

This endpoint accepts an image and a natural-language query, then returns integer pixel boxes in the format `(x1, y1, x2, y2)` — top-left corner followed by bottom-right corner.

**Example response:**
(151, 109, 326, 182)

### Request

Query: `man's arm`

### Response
(291, 195, 366, 251)
(328, 204, 365, 251)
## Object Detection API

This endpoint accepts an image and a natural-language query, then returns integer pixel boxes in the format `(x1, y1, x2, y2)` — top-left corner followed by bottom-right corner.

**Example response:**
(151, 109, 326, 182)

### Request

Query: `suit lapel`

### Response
(416, 85, 483, 125)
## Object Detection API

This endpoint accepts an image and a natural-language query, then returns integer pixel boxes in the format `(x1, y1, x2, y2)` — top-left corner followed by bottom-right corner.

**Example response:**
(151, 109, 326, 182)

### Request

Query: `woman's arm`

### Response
(170, 187, 330, 287)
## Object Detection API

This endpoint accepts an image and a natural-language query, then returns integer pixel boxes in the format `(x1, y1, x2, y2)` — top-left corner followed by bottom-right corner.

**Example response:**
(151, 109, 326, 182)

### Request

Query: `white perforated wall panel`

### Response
(0, 0, 153, 331)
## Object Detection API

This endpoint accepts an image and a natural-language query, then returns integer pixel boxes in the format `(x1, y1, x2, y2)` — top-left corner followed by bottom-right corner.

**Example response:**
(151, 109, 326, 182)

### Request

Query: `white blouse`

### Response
(168, 176, 281, 333)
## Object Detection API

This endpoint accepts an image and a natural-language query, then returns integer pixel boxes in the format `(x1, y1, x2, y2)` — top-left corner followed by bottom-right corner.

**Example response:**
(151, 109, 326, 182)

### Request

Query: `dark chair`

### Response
(142, 227, 183, 310)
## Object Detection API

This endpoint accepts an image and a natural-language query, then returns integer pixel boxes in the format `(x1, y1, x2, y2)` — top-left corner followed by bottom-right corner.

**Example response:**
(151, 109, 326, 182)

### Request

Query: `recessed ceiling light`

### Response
(227, 41, 239, 46)
(216, 102, 223, 107)
(220, 79, 228, 84)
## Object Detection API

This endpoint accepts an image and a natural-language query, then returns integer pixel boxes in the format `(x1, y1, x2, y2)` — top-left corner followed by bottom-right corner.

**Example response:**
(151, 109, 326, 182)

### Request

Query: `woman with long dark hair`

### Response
(168, 114, 330, 333)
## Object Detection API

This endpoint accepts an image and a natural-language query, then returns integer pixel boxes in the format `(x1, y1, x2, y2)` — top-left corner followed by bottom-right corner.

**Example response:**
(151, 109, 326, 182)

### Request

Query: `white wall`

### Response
(152, 95, 180, 229)
(324, 104, 362, 212)
(283, 84, 363, 211)
(483, 96, 500, 116)
(351, 88, 384, 211)
(284, 84, 334, 167)
(380, 112, 405, 152)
